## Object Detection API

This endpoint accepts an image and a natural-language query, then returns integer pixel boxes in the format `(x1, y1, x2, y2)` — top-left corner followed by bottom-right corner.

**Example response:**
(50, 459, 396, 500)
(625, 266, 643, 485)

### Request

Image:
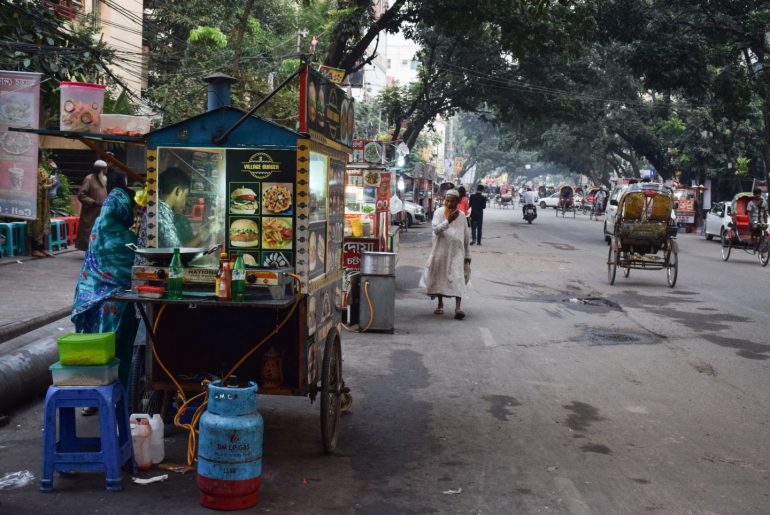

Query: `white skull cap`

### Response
(94, 159, 108, 168)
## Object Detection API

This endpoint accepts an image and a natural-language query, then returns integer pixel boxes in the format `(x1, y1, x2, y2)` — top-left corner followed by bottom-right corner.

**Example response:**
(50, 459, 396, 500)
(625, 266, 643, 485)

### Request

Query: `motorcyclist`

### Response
(522, 187, 537, 216)
(747, 188, 768, 242)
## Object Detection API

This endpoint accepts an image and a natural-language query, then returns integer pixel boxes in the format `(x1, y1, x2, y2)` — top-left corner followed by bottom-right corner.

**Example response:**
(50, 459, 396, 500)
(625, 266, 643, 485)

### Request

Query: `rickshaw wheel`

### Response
(607, 242, 617, 285)
(759, 237, 770, 267)
(720, 231, 731, 261)
(623, 263, 630, 278)
(667, 248, 678, 287)
(320, 328, 343, 454)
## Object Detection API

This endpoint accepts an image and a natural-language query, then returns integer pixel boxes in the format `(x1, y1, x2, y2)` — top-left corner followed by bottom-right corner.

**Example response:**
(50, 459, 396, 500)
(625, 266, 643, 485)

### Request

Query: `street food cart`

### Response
(118, 66, 354, 454)
(671, 183, 698, 232)
(342, 139, 397, 309)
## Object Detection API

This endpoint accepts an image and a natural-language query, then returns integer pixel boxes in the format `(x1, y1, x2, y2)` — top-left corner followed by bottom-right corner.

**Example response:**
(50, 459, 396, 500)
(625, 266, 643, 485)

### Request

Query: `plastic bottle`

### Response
(217, 258, 231, 301)
(149, 414, 165, 464)
(130, 417, 153, 470)
(231, 252, 245, 302)
(168, 247, 184, 300)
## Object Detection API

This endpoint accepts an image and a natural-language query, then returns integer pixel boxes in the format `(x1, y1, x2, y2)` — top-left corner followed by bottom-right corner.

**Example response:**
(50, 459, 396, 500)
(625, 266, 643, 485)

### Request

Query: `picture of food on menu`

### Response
(242, 253, 259, 267)
(229, 219, 260, 248)
(263, 251, 291, 268)
(317, 87, 326, 127)
(230, 184, 259, 214)
(309, 232, 318, 271)
(261, 217, 293, 249)
(317, 233, 326, 271)
(262, 183, 293, 215)
(308, 82, 317, 122)
(363, 170, 380, 187)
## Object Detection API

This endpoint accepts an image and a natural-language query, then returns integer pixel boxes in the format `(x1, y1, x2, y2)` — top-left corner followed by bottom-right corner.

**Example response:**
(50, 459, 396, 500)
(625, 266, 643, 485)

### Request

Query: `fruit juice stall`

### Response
(115, 66, 354, 455)
(341, 139, 398, 309)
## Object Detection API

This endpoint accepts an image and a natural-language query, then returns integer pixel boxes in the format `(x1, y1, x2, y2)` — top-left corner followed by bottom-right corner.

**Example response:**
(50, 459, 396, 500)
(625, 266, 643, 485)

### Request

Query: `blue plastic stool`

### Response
(40, 382, 135, 492)
(0, 223, 14, 257)
(46, 219, 68, 252)
(10, 221, 27, 255)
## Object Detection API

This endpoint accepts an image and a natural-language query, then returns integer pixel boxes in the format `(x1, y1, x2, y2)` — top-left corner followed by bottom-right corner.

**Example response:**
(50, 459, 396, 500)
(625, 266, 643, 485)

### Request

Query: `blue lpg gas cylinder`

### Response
(197, 380, 263, 510)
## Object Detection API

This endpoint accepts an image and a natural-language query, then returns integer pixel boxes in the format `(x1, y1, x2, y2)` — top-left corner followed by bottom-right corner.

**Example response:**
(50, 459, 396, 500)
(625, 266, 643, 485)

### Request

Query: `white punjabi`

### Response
(424, 206, 471, 298)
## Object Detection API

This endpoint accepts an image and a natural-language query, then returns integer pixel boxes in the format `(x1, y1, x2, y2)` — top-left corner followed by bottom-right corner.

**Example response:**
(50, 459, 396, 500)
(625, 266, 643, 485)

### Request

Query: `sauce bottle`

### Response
(214, 252, 228, 297)
(167, 247, 184, 300)
(217, 258, 231, 301)
(231, 252, 246, 302)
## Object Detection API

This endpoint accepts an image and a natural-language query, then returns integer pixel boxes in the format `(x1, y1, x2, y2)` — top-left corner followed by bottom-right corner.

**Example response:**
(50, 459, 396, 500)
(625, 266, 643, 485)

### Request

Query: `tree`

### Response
(0, 0, 115, 126)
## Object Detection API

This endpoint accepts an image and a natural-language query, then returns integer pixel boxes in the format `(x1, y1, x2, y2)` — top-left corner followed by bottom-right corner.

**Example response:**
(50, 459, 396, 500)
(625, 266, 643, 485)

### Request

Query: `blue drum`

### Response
(197, 380, 263, 510)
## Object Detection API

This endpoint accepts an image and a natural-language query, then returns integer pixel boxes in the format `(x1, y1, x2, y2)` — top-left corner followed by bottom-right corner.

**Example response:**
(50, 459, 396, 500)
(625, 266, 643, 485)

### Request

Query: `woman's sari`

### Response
(71, 188, 137, 386)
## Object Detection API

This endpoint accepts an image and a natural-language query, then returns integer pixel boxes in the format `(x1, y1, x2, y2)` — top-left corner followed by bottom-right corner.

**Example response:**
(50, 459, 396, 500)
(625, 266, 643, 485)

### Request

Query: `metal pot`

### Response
(125, 243, 221, 265)
(361, 251, 396, 276)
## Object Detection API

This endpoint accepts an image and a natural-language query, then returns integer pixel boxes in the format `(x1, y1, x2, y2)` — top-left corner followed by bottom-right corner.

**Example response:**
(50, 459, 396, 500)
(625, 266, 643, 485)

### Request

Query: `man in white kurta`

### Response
(424, 189, 471, 319)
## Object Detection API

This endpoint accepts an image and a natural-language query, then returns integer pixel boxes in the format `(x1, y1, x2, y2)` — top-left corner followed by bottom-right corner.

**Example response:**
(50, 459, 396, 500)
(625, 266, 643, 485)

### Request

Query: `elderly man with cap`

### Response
(423, 188, 471, 319)
(75, 159, 109, 250)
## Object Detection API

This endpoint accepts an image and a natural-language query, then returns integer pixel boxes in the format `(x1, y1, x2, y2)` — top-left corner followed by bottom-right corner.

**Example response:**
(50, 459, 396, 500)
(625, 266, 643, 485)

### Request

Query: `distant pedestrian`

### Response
(469, 185, 487, 245)
(28, 157, 58, 257)
(75, 159, 108, 250)
(457, 186, 469, 216)
(423, 189, 471, 320)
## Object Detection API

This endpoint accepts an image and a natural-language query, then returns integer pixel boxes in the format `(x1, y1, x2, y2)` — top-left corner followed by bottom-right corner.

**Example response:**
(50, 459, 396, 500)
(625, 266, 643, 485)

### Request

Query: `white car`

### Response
(603, 183, 632, 242)
(704, 201, 732, 240)
(391, 200, 426, 227)
(539, 192, 561, 209)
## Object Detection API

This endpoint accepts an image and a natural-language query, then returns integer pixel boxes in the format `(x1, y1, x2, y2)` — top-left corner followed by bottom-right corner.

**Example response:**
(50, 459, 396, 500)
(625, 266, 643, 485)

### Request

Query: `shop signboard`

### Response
(225, 148, 297, 268)
(305, 68, 354, 149)
(0, 71, 41, 220)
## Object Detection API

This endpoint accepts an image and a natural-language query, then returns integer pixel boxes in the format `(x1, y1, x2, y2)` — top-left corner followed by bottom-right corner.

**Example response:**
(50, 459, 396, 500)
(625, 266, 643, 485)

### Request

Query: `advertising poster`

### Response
(225, 149, 296, 267)
(305, 68, 354, 148)
(0, 71, 41, 220)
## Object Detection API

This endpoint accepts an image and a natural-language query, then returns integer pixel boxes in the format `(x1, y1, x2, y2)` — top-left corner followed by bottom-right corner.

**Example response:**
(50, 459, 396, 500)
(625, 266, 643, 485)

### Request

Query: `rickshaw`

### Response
(556, 185, 575, 217)
(720, 192, 770, 266)
(607, 183, 679, 287)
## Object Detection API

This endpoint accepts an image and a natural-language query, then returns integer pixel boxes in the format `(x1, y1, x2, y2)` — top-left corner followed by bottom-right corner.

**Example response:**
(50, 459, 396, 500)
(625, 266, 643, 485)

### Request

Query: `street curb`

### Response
(0, 308, 71, 345)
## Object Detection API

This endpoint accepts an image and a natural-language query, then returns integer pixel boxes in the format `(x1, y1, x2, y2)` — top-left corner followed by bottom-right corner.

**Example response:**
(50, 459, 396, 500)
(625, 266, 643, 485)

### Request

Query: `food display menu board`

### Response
(305, 68, 354, 149)
(225, 149, 296, 267)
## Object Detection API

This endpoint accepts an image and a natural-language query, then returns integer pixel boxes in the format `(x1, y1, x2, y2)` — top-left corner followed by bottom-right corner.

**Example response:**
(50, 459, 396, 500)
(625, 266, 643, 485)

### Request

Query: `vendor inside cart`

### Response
(137, 166, 218, 253)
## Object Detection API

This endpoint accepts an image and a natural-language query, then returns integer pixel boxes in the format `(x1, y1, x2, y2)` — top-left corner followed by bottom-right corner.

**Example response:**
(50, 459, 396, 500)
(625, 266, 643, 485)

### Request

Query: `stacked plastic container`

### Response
(50, 333, 119, 386)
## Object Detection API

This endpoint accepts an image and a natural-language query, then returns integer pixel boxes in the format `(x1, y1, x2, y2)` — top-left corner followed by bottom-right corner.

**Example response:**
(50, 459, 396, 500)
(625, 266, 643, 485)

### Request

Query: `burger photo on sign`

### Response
(230, 219, 260, 248)
(230, 186, 258, 214)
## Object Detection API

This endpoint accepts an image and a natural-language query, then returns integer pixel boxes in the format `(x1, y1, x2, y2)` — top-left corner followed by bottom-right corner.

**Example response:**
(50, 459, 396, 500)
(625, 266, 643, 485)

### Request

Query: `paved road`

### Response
(1, 206, 769, 514)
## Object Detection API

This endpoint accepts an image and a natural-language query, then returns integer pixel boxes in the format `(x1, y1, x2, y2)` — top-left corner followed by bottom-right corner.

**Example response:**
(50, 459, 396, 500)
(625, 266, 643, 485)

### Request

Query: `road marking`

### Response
(480, 327, 496, 348)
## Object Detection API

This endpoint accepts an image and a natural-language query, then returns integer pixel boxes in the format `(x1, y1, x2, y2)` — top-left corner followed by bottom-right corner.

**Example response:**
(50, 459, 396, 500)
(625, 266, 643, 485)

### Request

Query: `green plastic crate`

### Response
(57, 333, 116, 366)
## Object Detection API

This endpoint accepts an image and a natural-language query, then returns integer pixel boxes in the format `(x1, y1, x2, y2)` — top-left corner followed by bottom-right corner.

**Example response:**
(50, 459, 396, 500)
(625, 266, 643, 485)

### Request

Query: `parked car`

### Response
(391, 200, 426, 227)
(603, 183, 632, 242)
(704, 201, 732, 240)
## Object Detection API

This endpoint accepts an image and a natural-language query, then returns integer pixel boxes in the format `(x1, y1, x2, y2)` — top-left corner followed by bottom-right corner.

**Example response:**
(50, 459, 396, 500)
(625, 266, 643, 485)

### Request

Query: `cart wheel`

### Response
(607, 242, 617, 285)
(759, 237, 770, 267)
(721, 231, 731, 261)
(623, 265, 630, 278)
(320, 328, 343, 454)
(340, 392, 353, 414)
(667, 248, 678, 288)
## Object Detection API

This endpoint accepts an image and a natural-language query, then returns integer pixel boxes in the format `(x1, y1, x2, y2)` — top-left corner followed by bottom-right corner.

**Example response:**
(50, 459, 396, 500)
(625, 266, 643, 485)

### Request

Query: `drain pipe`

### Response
(0, 337, 57, 413)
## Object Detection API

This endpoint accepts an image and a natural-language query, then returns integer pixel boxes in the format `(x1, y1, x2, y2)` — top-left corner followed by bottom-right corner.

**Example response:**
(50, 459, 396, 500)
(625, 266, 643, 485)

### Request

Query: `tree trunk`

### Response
(231, 0, 256, 75)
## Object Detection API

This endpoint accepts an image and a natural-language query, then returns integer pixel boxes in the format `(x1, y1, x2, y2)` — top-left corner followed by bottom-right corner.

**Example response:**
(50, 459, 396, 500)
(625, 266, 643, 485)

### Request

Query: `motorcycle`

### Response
(523, 203, 537, 224)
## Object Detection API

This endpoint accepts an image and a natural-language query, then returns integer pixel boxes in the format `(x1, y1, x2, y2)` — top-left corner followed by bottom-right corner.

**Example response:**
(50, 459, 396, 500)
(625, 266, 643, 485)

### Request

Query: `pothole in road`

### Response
(562, 297, 623, 313)
(576, 327, 658, 346)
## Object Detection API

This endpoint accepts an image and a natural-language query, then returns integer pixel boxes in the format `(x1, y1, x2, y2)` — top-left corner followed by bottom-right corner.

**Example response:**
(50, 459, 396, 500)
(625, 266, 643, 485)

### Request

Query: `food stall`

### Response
(671, 184, 698, 232)
(341, 139, 397, 309)
(117, 65, 354, 455)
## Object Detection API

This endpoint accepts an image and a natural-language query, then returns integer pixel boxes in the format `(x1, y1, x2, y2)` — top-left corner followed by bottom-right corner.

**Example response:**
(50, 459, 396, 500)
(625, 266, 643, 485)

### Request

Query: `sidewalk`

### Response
(0, 249, 83, 342)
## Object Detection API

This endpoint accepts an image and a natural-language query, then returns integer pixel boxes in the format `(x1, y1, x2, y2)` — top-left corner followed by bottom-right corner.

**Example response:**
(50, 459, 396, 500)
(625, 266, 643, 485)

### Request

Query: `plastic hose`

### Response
(149, 273, 303, 465)
(342, 280, 375, 333)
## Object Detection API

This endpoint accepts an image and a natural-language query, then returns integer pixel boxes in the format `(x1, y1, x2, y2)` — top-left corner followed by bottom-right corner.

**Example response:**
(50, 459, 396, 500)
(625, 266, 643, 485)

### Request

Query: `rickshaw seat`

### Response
(734, 214, 750, 230)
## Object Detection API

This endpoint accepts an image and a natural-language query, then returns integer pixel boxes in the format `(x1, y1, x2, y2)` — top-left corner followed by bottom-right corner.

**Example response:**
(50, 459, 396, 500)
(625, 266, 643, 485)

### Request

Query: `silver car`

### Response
(704, 201, 732, 240)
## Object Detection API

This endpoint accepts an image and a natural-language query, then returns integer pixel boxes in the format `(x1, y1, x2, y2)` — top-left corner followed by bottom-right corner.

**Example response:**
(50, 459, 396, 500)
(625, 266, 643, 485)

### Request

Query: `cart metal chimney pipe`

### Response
(203, 72, 238, 111)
